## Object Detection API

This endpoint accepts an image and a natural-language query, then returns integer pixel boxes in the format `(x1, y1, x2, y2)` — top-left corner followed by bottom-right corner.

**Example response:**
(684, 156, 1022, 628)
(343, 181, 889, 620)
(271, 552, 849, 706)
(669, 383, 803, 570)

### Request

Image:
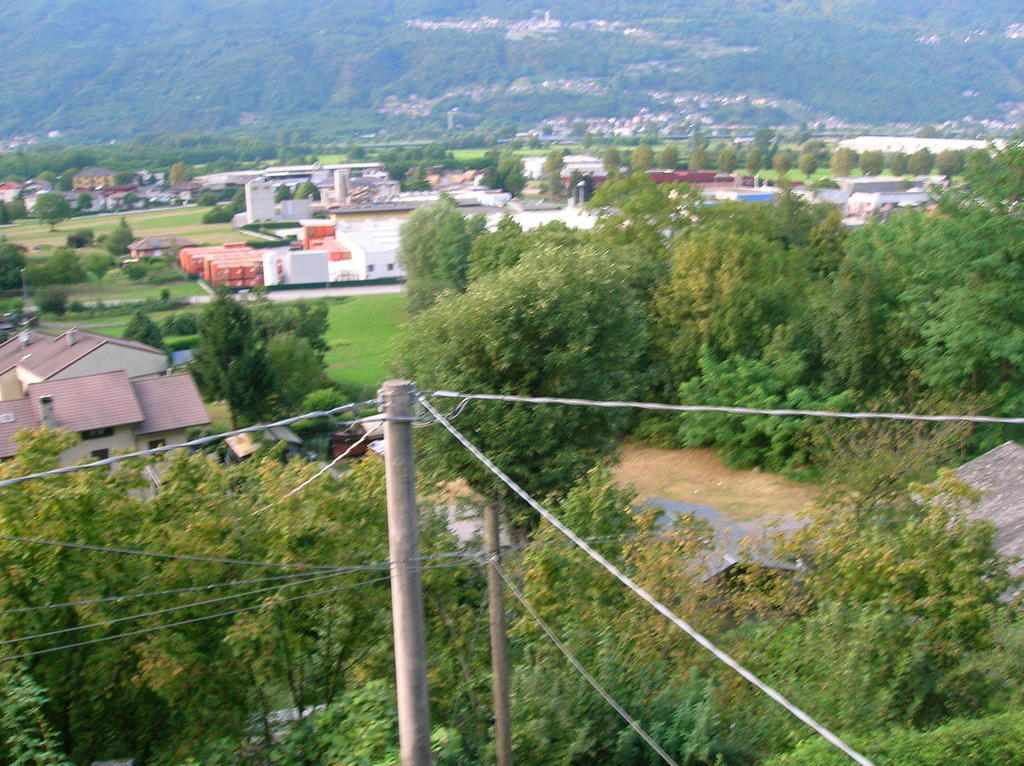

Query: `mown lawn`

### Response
(323, 294, 406, 391)
(69, 275, 206, 303)
(0, 206, 241, 252)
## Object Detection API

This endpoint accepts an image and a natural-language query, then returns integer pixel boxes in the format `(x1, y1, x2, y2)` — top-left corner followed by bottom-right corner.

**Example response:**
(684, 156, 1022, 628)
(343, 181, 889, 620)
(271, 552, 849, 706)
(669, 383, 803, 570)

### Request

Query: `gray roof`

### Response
(131, 374, 210, 435)
(957, 441, 1024, 577)
(0, 330, 164, 379)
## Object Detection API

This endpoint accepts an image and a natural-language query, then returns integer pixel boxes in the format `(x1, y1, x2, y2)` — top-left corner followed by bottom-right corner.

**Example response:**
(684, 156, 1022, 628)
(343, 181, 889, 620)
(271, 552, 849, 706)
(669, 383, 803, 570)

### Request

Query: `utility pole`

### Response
(485, 502, 514, 766)
(380, 380, 433, 766)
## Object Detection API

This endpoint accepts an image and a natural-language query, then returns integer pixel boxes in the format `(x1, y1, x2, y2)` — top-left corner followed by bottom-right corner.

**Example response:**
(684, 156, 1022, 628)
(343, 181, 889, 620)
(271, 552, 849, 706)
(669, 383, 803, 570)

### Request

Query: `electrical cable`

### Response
(418, 394, 875, 766)
(0, 533, 351, 571)
(0, 574, 394, 665)
(494, 560, 679, 766)
(430, 391, 1024, 426)
(0, 569, 355, 616)
(0, 570, 349, 647)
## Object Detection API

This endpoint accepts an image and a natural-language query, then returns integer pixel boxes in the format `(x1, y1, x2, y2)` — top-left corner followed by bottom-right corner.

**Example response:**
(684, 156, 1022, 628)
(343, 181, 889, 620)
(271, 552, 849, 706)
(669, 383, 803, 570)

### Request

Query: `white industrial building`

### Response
(333, 226, 404, 281)
(838, 136, 998, 155)
(523, 154, 605, 180)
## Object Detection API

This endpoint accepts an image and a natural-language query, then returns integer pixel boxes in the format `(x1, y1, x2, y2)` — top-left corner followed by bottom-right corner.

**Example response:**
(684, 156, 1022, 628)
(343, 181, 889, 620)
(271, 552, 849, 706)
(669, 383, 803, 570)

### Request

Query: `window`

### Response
(367, 264, 375, 273)
(148, 439, 166, 450)
(387, 263, 395, 272)
(90, 448, 109, 460)
(81, 427, 114, 440)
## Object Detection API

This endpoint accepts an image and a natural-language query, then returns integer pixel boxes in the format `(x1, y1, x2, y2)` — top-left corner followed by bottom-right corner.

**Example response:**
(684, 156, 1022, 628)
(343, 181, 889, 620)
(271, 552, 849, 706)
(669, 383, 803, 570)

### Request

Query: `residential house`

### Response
(0, 329, 168, 401)
(0, 370, 210, 465)
(128, 236, 197, 261)
(0, 181, 22, 204)
(73, 167, 116, 190)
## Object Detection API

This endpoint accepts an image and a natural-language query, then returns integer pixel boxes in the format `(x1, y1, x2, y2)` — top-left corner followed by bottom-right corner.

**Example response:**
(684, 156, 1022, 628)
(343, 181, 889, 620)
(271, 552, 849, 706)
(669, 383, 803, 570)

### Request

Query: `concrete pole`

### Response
(485, 502, 514, 766)
(380, 380, 433, 766)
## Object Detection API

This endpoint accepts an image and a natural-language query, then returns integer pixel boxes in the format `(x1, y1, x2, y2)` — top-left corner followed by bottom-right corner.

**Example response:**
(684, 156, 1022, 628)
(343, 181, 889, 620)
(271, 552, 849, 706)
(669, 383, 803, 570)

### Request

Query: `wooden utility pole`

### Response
(485, 502, 514, 766)
(381, 380, 433, 766)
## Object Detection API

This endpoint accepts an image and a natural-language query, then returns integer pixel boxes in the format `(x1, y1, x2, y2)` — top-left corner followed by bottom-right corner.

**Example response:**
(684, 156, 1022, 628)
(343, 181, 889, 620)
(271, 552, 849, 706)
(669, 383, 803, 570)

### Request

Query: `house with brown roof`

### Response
(0, 329, 168, 401)
(0, 370, 210, 465)
(127, 236, 197, 261)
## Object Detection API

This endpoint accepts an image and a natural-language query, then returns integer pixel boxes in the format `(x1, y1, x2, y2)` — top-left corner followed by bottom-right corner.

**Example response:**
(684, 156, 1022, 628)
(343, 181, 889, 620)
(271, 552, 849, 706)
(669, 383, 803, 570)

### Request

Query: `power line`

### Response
(0, 570, 348, 648)
(494, 561, 679, 766)
(417, 394, 875, 766)
(0, 569, 352, 616)
(0, 398, 383, 489)
(431, 391, 1024, 426)
(0, 533, 352, 571)
(0, 575, 394, 665)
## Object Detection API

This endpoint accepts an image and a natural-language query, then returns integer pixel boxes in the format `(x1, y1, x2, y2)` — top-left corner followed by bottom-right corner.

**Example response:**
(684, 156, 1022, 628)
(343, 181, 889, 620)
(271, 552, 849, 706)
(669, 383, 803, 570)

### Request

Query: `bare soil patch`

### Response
(613, 443, 815, 521)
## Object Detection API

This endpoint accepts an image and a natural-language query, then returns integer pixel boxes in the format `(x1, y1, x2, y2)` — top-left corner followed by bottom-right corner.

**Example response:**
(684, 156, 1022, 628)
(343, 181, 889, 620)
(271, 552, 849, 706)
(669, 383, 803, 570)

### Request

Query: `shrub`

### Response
(201, 205, 234, 224)
(36, 287, 69, 316)
(65, 229, 95, 248)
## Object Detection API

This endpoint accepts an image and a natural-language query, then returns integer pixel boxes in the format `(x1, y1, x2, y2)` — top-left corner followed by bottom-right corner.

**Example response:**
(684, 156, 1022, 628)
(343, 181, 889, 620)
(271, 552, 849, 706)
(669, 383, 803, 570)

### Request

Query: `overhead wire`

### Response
(417, 393, 875, 766)
(494, 560, 679, 766)
(431, 391, 1024, 425)
(0, 574, 394, 665)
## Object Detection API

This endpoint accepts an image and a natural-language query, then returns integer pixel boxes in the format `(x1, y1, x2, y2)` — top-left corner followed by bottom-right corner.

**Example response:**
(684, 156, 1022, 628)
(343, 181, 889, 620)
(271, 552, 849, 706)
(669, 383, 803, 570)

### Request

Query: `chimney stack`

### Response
(39, 395, 55, 427)
(18, 331, 31, 347)
(67, 328, 78, 346)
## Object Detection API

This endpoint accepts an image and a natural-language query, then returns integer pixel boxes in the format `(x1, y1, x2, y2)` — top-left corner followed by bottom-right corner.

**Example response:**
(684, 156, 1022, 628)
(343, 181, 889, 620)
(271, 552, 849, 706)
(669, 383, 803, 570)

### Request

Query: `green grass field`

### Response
(323, 294, 406, 390)
(0, 207, 242, 252)
(68, 275, 206, 303)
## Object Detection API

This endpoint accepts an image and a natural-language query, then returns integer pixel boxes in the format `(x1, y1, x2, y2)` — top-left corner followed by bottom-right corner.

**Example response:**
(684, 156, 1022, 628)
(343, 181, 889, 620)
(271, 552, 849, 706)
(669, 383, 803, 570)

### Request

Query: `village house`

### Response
(0, 329, 168, 401)
(0, 181, 22, 204)
(73, 167, 116, 190)
(0, 370, 210, 465)
(127, 236, 197, 261)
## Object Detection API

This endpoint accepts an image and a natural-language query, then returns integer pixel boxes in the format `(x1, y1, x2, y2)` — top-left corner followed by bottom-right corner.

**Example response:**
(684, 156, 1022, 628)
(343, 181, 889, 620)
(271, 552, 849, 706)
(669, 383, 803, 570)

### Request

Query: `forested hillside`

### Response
(1, 0, 1023, 138)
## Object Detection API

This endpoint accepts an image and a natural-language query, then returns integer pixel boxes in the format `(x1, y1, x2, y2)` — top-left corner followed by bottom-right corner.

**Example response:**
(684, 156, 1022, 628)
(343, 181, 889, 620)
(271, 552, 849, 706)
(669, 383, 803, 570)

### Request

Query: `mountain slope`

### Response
(0, 0, 1021, 138)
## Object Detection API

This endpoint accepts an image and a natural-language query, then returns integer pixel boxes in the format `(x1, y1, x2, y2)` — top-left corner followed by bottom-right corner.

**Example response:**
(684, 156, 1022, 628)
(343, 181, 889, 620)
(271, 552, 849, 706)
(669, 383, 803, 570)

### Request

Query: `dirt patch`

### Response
(613, 443, 815, 521)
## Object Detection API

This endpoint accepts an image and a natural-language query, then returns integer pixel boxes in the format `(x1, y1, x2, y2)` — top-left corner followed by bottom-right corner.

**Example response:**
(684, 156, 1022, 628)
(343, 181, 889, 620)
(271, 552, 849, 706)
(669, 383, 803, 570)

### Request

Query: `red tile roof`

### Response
(131, 374, 210, 435)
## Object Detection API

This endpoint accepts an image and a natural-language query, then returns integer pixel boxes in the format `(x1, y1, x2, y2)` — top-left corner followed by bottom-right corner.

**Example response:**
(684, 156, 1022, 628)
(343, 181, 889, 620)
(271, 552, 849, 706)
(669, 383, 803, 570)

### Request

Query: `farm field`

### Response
(0, 207, 241, 252)
(323, 293, 406, 391)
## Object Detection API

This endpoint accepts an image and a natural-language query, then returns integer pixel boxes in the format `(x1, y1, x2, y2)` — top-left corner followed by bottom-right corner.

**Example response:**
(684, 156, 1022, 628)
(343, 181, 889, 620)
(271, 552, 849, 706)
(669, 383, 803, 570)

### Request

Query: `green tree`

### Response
(250, 298, 330, 361)
(168, 161, 189, 186)
(830, 147, 857, 176)
(398, 195, 485, 313)
(0, 241, 27, 290)
(935, 149, 963, 177)
(266, 332, 325, 413)
(104, 217, 134, 256)
(56, 170, 75, 192)
(84, 252, 114, 281)
(689, 145, 709, 170)
(630, 143, 654, 173)
(274, 184, 291, 202)
(467, 214, 526, 281)
(495, 153, 525, 195)
(35, 286, 68, 315)
(399, 248, 647, 530)
(909, 147, 936, 175)
(890, 152, 910, 175)
(0, 666, 71, 765)
(543, 149, 565, 196)
(744, 146, 763, 176)
(193, 295, 274, 425)
(859, 150, 884, 176)
(773, 150, 793, 177)
(602, 146, 622, 176)
(718, 146, 737, 173)
(293, 180, 320, 200)
(47, 247, 87, 284)
(658, 143, 679, 169)
(75, 192, 92, 212)
(798, 152, 818, 176)
(123, 310, 164, 349)
(33, 193, 72, 230)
